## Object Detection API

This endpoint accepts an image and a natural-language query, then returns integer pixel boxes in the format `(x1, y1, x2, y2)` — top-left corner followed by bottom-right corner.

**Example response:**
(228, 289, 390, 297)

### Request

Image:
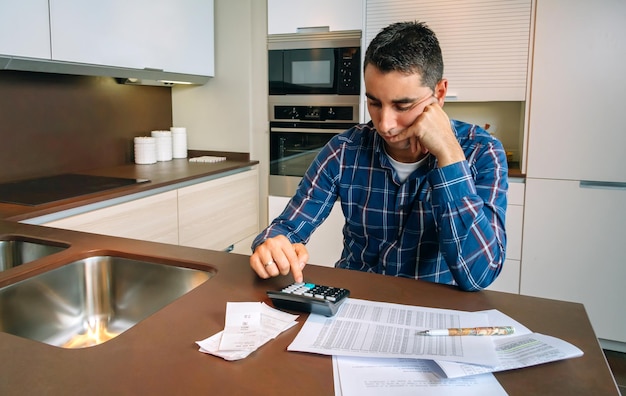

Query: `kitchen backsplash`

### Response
(0, 70, 172, 183)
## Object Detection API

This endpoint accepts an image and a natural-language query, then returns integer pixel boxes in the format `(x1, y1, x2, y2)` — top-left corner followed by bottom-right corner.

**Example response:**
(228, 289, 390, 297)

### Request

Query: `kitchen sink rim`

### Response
(0, 253, 217, 349)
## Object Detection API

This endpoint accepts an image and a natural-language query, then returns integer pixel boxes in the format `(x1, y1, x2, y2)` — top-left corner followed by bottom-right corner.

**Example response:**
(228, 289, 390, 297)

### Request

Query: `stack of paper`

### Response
(197, 302, 299, 361)
(286, 298, 583, 396)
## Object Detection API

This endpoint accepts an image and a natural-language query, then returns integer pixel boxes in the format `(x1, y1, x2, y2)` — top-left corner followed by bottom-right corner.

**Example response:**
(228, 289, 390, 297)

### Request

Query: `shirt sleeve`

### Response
(251, 138, 342, 251)
(428, 141, 508, 291)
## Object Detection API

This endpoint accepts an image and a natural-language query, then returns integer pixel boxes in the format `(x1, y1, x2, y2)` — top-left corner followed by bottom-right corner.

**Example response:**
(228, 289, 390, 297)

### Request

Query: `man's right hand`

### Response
(250, 235, 308, 283)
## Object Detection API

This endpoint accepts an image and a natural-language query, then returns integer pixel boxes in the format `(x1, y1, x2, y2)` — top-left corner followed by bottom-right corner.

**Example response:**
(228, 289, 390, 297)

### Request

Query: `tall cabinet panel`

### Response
(0, 1, 51, 59)
(521, 179, 626, 342)
(522, 0, 626, 345)
(526, 0, 626, 182)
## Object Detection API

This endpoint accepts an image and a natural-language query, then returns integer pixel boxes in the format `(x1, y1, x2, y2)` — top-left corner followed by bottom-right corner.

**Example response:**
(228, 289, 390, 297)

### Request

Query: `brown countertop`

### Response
(0, 220, 618, 395)
(507, 162, 525, 178)
(1, 152, 258, 222)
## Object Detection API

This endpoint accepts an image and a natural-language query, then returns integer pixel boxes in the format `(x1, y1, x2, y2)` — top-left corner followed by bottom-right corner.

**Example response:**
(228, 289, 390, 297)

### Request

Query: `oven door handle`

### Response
(270, 127, 344, 134)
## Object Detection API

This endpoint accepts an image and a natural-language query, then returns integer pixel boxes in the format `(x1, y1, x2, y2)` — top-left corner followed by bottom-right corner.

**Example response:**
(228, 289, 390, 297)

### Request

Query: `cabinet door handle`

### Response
(296, 26, 330, 33)
(579, 180, 626, 190)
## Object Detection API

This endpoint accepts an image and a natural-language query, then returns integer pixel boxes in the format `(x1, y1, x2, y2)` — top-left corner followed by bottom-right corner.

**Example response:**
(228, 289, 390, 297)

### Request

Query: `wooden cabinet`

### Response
(229, 233, 258, 256)
(44, 190, 179, 245)
(365, 0, 533, 101)
(521, 0, 626, 345)
(43, 168, 260, 252)
(179, 168, 259, 251)
(267, 0, 363, 34)
(49, 0, 214, 77)
(0, 1, 51, 59)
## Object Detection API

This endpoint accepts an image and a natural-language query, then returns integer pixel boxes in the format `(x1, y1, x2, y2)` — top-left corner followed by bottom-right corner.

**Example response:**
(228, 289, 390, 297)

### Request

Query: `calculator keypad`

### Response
(281, 282, 349, 302)
(268, 282, 350, 317)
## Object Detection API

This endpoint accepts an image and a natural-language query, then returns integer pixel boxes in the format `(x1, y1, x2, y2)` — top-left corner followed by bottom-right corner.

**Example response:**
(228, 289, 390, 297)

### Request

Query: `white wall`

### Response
(172, 0, 269, 227)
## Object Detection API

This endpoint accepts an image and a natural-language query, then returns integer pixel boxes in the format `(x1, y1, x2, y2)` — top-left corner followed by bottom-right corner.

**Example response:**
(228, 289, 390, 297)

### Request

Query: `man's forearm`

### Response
(430, 160, 507, 291)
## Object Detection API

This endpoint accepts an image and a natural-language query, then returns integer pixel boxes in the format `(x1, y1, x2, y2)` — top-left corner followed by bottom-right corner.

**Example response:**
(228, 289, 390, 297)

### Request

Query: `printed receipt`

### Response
(196, 302, 299, 361)
(219, 302, 262, 351)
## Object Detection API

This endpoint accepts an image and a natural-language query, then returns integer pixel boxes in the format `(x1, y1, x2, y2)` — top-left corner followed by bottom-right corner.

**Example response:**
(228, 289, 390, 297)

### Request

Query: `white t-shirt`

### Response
(386, 152, 429, 183)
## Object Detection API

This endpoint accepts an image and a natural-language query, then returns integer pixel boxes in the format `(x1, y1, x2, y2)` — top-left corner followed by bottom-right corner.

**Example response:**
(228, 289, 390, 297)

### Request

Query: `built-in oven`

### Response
(268, 29, 361, 197)
(269, 95, 359, 197)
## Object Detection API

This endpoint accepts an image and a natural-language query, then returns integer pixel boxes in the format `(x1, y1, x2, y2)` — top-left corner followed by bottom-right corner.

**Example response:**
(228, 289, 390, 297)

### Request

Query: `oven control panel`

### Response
(273, 105, 355, 122)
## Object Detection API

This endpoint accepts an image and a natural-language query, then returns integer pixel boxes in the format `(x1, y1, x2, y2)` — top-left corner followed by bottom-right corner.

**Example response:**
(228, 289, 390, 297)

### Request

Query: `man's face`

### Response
(364, 65, 438, 154)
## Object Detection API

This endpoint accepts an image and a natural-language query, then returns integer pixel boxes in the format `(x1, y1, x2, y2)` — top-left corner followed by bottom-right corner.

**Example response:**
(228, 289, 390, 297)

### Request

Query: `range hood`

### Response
(0, 55, 210, 86)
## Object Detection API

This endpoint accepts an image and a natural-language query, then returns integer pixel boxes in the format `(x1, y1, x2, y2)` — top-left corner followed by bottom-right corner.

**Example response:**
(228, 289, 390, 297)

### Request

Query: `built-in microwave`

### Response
(268, 30, 361, 96)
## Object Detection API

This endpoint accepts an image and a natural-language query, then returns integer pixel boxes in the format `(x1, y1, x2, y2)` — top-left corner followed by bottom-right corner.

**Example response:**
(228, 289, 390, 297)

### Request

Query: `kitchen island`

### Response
(0, 219, 619, 395)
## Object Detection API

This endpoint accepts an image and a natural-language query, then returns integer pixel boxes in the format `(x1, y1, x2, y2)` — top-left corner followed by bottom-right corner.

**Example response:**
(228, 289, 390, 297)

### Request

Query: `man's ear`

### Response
(434, 79, 448, 105)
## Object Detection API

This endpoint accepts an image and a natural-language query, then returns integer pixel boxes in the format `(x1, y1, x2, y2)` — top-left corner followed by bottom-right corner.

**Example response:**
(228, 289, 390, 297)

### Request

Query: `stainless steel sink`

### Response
(0, 255, 213, 348)
(0, 237, 69, 272)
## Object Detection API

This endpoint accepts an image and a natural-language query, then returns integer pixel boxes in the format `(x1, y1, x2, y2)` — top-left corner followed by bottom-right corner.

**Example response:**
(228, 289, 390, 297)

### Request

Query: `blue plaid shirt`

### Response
(254, 120, 508, 291)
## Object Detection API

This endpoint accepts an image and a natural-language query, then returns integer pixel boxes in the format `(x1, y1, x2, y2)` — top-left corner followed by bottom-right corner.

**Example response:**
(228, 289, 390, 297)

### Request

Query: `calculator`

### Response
(266, 282, 350, 317)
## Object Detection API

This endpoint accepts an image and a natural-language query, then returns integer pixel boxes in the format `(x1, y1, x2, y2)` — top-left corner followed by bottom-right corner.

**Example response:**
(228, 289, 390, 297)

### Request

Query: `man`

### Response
(250, 21, 508, 291)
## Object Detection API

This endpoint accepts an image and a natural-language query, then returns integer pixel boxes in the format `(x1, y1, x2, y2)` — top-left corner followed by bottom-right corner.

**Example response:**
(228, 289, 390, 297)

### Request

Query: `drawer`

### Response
(508, 179, 525, 206)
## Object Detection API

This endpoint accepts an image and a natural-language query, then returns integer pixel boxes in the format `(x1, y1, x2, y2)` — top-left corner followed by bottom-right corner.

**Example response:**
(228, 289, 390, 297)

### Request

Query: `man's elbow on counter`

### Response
(455, 261, 505, 292)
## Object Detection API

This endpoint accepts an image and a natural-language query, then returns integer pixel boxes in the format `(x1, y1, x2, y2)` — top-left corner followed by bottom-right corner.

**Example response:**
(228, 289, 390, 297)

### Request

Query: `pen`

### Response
(417, 326, 515, 336)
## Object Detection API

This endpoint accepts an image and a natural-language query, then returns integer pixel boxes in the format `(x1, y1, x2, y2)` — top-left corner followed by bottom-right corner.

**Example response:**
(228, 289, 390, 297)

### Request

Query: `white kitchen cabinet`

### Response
(44, 190, 179, 245)
(486, 180, 524, 294)
(526, 0, 625, 182)
(49, 0, 215, 77)
(520, 179, 626, 343)
(365, 0, 533, 101)
(42, 168, 260, 251)
(520, 0, 626, 346)
(178, 168, 259, 251)
(268, 195, 343, 267)
(267, 0, 363, 34)
(0, 1, 51, 59)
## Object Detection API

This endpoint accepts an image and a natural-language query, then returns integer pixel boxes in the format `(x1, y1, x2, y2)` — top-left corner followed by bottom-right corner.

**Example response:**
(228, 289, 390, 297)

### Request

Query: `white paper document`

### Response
(333, 356, 508, 396)
(197, 302, 299, 361)
(436, 332, 584, 378)
(288, 298, 500, 366)
(291, 299, 584, 395)
(425, 309, 583, 378)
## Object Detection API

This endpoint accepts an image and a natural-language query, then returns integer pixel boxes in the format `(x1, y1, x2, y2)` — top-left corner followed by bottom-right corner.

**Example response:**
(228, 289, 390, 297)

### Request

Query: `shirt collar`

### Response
(371, 131, 434, 183)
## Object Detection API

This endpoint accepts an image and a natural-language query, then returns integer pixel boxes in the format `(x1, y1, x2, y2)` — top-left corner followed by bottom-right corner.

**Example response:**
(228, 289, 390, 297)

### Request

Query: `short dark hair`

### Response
(364, 21, 444, 90)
